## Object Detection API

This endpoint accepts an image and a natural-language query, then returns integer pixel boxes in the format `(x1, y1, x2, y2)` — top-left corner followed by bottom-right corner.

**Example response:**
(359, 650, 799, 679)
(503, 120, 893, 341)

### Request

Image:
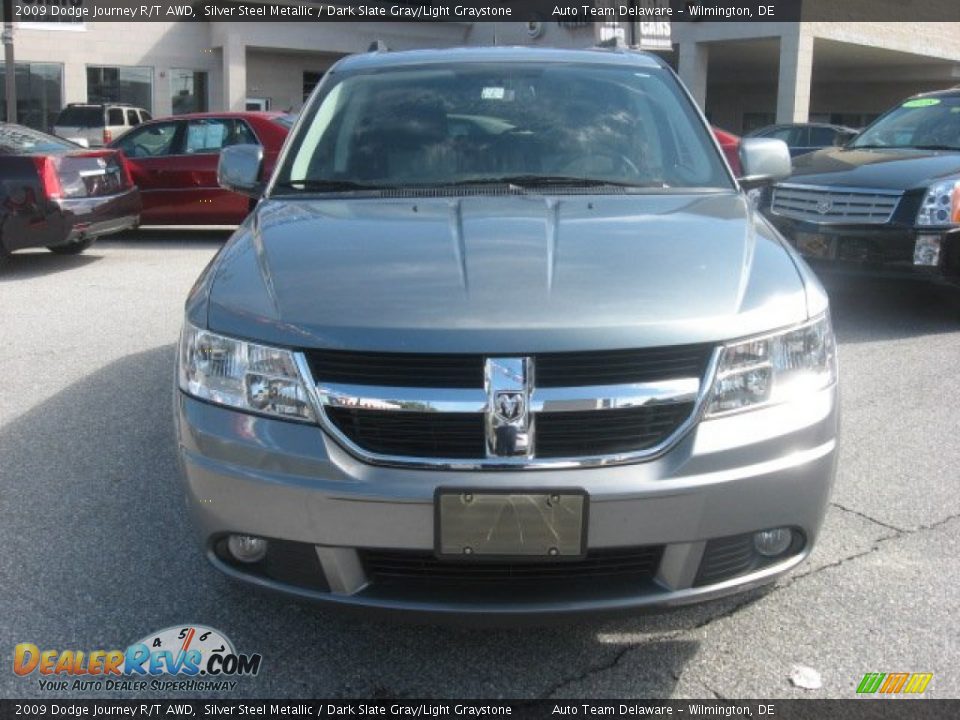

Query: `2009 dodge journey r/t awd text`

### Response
(174, 47, 838, 618)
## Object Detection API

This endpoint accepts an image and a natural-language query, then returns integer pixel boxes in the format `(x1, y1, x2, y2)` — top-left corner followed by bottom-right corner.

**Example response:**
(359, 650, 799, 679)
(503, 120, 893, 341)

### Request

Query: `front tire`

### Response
(47, 238, 94, 255)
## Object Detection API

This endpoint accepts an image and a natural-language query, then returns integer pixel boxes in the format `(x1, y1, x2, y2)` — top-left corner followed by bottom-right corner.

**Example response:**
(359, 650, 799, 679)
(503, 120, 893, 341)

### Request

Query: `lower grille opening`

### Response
(694, 530, 806, 587)
(213, 536, 330, 592)
(361, 546, 664, 587)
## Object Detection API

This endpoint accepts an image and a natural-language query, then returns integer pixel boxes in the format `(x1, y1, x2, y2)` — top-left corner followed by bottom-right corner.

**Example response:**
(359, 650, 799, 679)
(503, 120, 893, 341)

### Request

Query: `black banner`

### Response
(2, 700, 959, 719)
(8, 0, 960, 23)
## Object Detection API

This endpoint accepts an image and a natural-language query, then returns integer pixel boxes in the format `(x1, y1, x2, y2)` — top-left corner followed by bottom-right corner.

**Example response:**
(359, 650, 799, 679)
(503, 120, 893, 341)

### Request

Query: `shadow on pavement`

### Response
(822, 275, 958, 344)
(0, 250, 102, 281)
(103, 229, 232, 248)
(0, 344, 779, 699)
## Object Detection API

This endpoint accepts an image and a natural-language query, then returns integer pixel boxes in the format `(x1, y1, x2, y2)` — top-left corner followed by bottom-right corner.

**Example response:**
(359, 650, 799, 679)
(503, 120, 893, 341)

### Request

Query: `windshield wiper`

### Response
(429, 175, 665, 189)
(273, 179, 384, 193)
(911, 144, 960, 151)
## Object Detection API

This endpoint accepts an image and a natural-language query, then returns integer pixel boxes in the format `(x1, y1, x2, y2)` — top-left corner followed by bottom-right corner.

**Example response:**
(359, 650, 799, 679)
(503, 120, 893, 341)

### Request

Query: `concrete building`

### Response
(3, 11, 960, 135)
(672, 14, 960, 132)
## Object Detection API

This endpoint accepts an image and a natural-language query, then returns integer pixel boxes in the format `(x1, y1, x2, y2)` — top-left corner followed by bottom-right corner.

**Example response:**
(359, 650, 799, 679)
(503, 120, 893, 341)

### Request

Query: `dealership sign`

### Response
(592, 1, 673, 51)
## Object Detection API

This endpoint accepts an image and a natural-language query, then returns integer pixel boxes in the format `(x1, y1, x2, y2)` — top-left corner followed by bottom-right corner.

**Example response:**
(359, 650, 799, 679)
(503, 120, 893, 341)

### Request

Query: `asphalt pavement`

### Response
(1, 233, 957, 700)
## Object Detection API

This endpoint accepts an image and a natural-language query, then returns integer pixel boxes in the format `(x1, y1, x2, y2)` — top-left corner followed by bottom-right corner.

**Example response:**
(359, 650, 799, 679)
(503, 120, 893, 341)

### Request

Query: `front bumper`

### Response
(175, 379, 838, 618)
(766, 215, 960, 286)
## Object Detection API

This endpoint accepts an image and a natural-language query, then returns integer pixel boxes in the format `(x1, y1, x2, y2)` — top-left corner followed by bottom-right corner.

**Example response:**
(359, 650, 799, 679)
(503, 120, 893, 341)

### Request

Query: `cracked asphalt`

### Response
(1, 234, 958, 700)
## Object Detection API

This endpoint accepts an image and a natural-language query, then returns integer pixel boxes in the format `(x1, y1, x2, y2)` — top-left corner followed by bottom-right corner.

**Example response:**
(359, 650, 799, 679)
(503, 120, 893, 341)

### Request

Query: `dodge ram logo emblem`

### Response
(494, 392, 525, 422)
(484, 358, 533, 457)
(816, 199, 833, 215)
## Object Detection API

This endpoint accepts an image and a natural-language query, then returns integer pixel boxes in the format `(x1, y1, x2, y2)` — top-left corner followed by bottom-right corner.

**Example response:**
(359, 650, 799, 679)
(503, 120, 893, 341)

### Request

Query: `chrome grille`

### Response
(771, 184, 902, 224)
(301, 346, 716, 468)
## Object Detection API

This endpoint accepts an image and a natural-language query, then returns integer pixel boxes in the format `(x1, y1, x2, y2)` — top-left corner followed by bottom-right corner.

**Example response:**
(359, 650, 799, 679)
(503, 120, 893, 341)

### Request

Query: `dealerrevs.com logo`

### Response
(13, 625, 262, 692)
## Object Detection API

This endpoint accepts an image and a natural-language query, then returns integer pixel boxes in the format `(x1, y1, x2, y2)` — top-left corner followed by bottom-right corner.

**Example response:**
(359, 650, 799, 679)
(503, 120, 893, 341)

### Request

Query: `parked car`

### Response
(712, 127, 743, 175)
(747, 122, 858, 157)
(175, 47, 837, 618)
(0, 123, 140, 265)
(109, 111, 293, 225)
(760, 89, 960, 291)
(53, 103, 152, 148)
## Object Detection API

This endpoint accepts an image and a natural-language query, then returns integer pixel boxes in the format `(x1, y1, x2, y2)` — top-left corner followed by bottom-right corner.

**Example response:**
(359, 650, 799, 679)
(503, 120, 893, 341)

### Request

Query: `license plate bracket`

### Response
(435, 489, 587, 560)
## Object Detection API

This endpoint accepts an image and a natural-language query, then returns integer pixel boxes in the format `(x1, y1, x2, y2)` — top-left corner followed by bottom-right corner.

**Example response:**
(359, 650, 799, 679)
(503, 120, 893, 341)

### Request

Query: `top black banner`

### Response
(8, 0, 960, 23)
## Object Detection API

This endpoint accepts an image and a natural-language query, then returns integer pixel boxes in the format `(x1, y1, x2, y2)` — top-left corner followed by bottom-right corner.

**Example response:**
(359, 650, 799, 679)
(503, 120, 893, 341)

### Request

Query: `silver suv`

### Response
(53, 103, 151, 147)
(175, 47, 838, 618)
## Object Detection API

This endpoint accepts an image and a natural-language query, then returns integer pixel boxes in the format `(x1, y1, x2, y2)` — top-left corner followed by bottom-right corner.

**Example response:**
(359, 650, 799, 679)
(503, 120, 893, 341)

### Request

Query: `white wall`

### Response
(13, 22, 218, 117)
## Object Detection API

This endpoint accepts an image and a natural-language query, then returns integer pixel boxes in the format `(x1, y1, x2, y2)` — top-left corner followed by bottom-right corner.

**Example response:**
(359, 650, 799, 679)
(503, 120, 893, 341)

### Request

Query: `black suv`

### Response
(761, 88, 960, 291)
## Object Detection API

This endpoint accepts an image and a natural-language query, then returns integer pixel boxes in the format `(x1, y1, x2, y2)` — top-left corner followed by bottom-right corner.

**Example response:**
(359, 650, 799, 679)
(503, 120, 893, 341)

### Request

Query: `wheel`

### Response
(47, 238, 94, 255)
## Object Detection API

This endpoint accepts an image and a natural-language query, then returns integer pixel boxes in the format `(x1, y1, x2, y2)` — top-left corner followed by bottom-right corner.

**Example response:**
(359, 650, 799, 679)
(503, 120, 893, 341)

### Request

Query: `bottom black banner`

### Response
(1, 700, 956, 720)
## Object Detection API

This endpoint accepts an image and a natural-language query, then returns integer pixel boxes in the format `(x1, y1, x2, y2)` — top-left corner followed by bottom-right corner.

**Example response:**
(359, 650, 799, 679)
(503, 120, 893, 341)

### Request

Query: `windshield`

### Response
(274, 61, 732, 193)
(851, 95, 960, 150)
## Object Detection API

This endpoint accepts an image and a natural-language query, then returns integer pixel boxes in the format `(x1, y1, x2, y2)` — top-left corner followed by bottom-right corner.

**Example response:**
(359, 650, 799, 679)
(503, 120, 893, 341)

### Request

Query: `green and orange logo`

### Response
(857, 672, 932, 695)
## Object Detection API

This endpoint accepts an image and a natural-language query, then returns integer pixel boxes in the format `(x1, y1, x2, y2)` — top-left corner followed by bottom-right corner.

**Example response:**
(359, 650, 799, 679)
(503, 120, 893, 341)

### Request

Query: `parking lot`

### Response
(1, 232, 958, 699)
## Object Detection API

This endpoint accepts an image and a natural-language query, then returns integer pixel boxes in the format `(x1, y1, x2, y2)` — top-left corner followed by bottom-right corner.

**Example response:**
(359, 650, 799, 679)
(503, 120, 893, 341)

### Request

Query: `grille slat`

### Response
(307, 345, 712, 390)
(771, 185, 901, 224)
(307, 351, 483, 388)
(325, 408, 485, 458)
(535, 404, 694, 458)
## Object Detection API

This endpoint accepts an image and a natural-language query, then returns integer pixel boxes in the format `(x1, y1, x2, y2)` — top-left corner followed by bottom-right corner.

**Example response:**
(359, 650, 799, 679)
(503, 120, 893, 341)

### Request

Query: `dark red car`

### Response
(1, 123, 139, 265)
(109, 112, 293, 225)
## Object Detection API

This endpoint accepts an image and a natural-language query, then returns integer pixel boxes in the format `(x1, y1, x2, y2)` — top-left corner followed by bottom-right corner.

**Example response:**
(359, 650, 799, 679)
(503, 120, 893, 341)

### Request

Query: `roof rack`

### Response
(368, 40, 389, 52)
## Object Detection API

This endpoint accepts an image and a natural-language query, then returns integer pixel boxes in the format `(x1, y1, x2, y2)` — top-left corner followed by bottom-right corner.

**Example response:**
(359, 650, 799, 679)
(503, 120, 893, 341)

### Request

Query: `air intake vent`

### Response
(361, 546, 664, 585)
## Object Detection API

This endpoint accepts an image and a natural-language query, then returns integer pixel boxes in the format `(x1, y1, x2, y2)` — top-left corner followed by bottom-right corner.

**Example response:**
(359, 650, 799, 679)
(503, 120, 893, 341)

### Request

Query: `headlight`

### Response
(705, 314, 836, 417)
(178, 323, 316, 422)
(916, 178, 960, 226)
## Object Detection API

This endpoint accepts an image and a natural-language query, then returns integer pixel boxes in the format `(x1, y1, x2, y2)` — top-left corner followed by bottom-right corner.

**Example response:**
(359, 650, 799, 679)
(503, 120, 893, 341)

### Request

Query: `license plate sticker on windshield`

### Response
(435, 490, 587, 559)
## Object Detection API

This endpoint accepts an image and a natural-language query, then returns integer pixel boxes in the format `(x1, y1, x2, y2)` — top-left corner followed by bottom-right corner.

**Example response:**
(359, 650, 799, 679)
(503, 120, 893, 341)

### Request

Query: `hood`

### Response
(790, 146, 960, 190)
(201, 193, 810, 353)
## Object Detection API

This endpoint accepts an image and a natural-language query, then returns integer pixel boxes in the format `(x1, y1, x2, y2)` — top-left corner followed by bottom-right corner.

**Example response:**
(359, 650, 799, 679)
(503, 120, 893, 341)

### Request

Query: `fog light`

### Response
(227, 534, 268, 563)
(753, 528, 792, 557)
(914, 234, 941, 267)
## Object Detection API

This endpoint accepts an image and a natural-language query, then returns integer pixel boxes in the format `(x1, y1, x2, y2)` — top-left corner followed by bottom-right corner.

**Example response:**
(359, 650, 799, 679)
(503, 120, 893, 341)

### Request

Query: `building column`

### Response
(776, 30, 813, 123)
(677, 41, 708, 111)
(221, 36, 246, 112)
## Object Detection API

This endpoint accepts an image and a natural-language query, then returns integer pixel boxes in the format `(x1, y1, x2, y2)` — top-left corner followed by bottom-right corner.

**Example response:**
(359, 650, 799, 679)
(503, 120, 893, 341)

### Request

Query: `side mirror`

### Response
(218, 144, 264, 198)
(738, 138, 791, 189)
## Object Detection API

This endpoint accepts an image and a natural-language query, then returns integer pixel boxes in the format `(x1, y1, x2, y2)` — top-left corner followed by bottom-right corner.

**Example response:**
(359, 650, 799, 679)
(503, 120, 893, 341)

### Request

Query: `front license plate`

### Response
(436, 490, 587, 559)
(796, 232, 837, 259)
